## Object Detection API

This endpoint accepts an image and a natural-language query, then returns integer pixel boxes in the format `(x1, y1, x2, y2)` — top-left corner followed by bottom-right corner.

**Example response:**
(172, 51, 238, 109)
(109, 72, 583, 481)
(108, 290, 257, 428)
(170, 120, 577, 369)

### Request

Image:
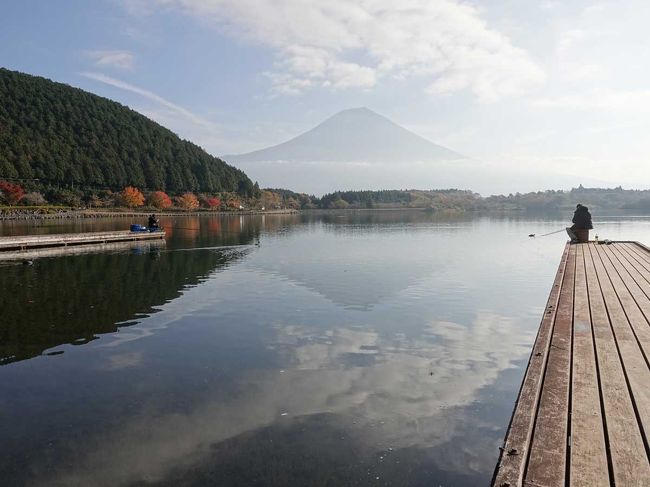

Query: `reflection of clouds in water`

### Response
(273, 312, 533, 449)
(37, 311, 532, 486)
(275, 325, 380, 370)
(103, 351, 143, 370)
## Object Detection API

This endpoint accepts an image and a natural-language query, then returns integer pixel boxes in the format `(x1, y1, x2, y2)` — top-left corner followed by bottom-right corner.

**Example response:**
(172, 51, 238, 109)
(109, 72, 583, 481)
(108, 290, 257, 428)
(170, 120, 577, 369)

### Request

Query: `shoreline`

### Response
(0, 208, 299, 221)
(2, 206, 648, 221)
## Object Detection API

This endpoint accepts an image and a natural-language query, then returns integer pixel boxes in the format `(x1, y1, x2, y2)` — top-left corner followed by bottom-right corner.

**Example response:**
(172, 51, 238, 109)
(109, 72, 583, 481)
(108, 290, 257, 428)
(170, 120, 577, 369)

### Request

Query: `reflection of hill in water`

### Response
(0, 245, 247, 365)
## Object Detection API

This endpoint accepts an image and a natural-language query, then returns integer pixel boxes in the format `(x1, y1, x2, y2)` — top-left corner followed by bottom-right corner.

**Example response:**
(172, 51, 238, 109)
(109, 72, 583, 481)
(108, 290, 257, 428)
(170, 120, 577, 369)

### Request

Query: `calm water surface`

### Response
(2, 211, 650, 486)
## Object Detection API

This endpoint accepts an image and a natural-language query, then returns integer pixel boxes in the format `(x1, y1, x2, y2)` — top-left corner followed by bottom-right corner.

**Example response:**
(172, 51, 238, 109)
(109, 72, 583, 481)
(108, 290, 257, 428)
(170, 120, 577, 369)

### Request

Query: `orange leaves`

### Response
(148, 191, 172, 209)
(175, 192, 199, 210)
(119, 186, 145, 208)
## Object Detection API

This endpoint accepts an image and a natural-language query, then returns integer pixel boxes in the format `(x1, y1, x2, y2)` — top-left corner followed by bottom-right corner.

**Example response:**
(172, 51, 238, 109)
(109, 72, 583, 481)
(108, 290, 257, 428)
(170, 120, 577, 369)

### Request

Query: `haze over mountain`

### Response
(224, 108, 606, 196)
(226, 108, 464, 164)
(224, 108, 471, 195)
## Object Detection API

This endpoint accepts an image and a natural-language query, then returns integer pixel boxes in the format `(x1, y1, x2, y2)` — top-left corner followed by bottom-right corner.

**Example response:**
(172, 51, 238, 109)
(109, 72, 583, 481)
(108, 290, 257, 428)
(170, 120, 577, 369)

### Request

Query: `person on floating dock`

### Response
(148, 214, 159, 230)
(566, 204, 592, 243)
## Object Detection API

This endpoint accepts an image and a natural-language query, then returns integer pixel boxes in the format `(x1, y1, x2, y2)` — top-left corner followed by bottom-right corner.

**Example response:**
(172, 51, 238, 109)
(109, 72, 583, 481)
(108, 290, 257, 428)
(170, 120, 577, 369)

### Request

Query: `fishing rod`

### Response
(528, 228, 566, 238)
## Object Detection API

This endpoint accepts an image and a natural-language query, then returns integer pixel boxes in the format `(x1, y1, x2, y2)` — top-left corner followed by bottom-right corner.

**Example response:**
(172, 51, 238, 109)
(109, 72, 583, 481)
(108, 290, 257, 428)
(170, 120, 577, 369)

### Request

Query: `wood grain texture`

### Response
(590, 245, 650, 475)
(570, 245, 609, 486)
(525, 244, 576, 487)
(493, 242, 650, 487)
(585, 244, 650, 486)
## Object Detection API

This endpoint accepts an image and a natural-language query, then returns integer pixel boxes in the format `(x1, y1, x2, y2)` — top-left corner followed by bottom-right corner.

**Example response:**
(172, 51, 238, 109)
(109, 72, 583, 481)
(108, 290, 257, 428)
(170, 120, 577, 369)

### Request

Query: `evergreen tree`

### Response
(0, 68, 253, 195)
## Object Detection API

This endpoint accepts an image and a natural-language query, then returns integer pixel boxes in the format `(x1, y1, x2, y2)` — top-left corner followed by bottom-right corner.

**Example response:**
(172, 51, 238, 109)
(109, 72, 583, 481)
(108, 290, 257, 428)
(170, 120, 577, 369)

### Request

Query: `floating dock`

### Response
(493, 241, 650, 486)
(0, 239, 166, 261)
(0, 230, 165, 253)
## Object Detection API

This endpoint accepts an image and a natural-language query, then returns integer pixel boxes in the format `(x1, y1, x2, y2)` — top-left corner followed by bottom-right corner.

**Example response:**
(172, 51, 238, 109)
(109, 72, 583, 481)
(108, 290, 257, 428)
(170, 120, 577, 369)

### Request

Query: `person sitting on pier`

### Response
(148, 214, 159, 230)
(566, 204, 592, 243)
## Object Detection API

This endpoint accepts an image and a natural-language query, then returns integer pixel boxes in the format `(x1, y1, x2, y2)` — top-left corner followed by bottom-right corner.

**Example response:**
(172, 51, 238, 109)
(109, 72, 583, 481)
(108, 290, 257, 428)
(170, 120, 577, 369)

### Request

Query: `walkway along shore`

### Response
(492, 241, 650, 487)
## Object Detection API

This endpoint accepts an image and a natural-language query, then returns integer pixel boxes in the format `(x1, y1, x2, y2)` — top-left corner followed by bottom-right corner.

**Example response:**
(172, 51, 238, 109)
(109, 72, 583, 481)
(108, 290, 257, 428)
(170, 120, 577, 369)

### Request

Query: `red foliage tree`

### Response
(148, 191, 172, 209)
(176, 192, 199, 210)
(120, 186, 145, 208)
(0, 180, 25, 205)
(206, 197, 221, 209)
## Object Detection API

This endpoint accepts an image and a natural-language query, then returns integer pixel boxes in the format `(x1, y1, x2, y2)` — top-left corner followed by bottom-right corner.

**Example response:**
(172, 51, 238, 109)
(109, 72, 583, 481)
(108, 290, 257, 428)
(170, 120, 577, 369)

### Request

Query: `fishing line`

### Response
(166, 226, 250, 235)
(162, 244, 255, 252)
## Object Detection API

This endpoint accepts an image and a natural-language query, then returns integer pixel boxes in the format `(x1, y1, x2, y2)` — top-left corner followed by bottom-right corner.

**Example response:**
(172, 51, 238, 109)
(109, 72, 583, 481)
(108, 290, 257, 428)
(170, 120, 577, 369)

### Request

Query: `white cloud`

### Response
(79, 71, 216, 129)
(128, 0, 544, 100)
(533, 88, 650, 111)
(79, 72, 231, 153)
(85, 50, 136, 69)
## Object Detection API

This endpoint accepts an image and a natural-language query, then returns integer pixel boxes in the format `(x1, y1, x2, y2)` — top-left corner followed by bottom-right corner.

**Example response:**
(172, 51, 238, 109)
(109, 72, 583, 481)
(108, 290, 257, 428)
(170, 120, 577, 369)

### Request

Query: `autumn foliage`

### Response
(148, 191, 172, 209)
(0, 180, 25, 205)
(176, 192, 199, 210)
(205, 197, 221, 209)
(119, 186, 145, 208)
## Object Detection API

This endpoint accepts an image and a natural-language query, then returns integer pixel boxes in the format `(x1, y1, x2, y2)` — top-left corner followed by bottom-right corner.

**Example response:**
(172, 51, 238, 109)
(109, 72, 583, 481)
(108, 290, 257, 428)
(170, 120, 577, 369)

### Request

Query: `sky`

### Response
(1, 0, 649, 193)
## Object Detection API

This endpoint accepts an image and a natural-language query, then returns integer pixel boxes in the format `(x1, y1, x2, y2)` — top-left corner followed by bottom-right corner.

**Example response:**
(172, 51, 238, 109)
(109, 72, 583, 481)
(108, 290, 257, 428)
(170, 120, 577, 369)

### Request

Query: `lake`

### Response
(2, 210, 650, 486)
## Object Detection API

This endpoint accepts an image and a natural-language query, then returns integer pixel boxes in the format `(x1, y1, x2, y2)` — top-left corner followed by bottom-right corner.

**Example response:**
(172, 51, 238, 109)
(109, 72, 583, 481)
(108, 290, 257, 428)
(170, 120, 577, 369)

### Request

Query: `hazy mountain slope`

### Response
(0, 68, 253, 194)
(225, 107, 464, 164)
(223, 108, 611, 195)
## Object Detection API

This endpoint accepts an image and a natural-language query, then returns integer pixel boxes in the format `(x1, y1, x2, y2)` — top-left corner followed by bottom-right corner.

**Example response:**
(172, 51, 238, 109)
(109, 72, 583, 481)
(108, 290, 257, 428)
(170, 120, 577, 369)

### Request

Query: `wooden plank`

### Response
(618, 244, 650, 293)
(585, 243, 650, 486)
(596, 245, 650, 365)
(570, 244, 609, 486)
(0, 239, 166, 261)
(525, 244, 576, 486)
(611, 245, 650, 302)
(619, 243, 650, 275)
(625, 242, 650, 265)
(590, 244, 650, 460)
(604, 245, 650, 348)
(0, 230, 165, 251)
(492, 243, 571, 487)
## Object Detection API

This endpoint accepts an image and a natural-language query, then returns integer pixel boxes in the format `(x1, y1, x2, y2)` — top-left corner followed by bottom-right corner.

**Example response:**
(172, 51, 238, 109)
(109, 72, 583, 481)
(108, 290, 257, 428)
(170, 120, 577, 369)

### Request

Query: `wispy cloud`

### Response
(79, 72, 230, 153)
(533, 88, 650, 111)
(124, 0, 544, 101)
(85, 50, 136, 69)
(80, 71, 212, 127)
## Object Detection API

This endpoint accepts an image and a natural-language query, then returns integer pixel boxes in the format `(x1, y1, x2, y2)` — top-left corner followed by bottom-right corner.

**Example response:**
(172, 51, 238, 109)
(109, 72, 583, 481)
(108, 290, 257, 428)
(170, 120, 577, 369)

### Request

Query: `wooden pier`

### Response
(0, 230, 165, 253)
(493, 241, 650, 487)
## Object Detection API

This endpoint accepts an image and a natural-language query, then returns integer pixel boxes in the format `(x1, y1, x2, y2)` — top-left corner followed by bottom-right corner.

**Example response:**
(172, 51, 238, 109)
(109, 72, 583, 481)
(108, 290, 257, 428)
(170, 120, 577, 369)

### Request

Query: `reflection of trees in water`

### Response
(160, 215, 264, 247)
(0, 246, 247, 365)
(301, 210, 476, 226)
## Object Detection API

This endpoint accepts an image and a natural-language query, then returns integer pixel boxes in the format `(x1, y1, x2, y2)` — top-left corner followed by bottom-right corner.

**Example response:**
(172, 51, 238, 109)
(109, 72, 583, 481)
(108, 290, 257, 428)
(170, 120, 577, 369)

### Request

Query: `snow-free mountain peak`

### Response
(224, 108, 464, 164)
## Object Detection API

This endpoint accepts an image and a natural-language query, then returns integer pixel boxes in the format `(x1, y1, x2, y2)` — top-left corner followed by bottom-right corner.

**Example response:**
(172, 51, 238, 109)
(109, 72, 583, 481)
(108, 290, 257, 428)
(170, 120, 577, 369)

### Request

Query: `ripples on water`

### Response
(1, 210, 650, 486)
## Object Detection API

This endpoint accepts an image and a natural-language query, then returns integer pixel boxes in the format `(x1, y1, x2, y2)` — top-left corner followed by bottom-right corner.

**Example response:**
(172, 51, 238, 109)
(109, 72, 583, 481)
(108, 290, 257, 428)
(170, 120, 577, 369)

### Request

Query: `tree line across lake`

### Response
(2, 182, 650, 212)
(262, 186, 650, 211)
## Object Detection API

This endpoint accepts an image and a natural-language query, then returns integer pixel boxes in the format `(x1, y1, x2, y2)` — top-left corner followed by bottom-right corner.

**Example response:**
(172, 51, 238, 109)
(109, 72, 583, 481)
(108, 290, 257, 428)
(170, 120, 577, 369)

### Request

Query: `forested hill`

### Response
(0, 68, 253, 194)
